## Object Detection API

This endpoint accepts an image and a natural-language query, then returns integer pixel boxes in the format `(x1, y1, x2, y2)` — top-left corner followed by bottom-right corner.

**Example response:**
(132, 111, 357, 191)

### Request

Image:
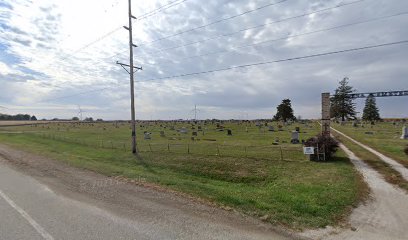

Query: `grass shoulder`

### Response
(0, 132, 367, 230)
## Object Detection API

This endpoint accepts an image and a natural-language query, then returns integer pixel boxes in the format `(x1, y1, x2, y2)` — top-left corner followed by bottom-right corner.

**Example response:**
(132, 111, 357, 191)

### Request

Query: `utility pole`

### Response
(117, 0, 142, 155)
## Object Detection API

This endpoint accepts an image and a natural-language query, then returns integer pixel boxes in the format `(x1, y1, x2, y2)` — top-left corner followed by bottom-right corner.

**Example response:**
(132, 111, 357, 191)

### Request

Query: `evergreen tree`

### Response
(362, 95, 380, 121)
(330, 77, 356, 121)
(273, 99, 296, 122)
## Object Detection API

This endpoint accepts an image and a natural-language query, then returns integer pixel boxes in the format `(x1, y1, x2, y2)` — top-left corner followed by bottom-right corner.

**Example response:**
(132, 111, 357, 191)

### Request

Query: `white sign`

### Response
(303, 147, 315, 155)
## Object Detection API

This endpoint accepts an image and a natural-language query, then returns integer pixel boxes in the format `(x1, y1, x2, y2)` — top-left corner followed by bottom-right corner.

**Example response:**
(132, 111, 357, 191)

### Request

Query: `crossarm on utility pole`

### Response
(115, 0, 142, 155)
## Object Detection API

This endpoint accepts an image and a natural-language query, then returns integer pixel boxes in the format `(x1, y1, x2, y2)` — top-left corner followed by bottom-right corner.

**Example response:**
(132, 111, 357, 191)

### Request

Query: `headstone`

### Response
(295, 127, 300, 132)
(227, 129, 232, 136)
(401, 126, 408, 139)
(179, 127, 188, 134)
(290, 131, 299, 144)
(144, 132, 151, 140)
(192, 131, 198, 136)
(268, 126, 274, 132)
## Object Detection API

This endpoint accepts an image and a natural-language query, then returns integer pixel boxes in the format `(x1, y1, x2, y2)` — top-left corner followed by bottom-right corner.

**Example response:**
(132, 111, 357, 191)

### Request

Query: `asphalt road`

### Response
(0, 147, 293, 240)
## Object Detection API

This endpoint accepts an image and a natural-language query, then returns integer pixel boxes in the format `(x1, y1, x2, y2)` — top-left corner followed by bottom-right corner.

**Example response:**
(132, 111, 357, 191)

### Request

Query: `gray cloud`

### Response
(0, 0, 407, 120)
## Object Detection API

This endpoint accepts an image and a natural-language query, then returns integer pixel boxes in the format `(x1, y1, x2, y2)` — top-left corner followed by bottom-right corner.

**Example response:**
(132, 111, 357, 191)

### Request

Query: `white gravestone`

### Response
(144, 132, 151, 140)
(401, 126, 408, 140)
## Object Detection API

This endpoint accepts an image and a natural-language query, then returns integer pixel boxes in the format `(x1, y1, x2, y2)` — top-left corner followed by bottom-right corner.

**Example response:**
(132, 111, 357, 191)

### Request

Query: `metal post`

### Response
(280, 146, 283, 161)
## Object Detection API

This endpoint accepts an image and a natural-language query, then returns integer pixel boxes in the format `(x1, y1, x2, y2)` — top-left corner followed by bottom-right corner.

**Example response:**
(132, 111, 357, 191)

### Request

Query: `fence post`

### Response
(187, 144, 190, 154)
(280, 146, 283, 161)
(149, 143, 152, 152)
(167, 143, 170, 152)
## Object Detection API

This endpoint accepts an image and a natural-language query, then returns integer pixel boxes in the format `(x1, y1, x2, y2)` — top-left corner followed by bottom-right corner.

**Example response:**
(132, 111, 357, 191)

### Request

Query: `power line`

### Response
(139, 0, 365, 56)
(42, 1, 189, 69)
(38, 87, 116, 103)
(139, 11, 408, 66)
(115, 0, 354, 60)
(141, 0, 290, 45)
(137, 40, 408, 82)
(137, 0, 189, 20)
(14, 40, 407, 107)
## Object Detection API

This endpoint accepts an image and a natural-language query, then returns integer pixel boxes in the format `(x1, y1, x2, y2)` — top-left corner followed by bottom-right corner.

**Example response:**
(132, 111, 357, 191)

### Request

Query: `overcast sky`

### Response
(0, 0, 407, 120)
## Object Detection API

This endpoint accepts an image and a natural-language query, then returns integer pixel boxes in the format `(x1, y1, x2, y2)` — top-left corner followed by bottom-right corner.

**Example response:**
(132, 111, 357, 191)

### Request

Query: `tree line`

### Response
(0, 113, 37, 121)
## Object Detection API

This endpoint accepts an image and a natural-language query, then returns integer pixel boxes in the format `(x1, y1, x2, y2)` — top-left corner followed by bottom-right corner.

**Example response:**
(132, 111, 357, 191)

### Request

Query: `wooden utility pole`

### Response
(117, 0, 142, 154)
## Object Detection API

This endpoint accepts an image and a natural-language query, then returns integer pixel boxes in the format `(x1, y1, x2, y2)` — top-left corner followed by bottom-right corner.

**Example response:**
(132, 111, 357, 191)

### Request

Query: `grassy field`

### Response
(0, 120, 367, 229)
(332, 122, 408, 167)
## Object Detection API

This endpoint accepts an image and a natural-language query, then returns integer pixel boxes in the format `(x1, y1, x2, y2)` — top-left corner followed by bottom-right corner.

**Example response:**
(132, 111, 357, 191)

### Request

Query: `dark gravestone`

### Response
(295, 127, 300, 132)
(192, 131, 198, 136)
(227, 129, 232, 136)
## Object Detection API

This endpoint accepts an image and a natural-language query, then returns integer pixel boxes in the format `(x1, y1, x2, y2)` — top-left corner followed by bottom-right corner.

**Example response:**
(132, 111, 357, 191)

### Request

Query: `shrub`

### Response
(305, 134, 339, 161)
(404, 145, 408, 155)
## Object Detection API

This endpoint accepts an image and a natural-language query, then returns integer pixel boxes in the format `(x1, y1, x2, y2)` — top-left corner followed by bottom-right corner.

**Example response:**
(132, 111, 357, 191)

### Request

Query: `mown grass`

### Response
(0, 121, 366, 229)
(333, 131, 408, 193)
(332, 122, 408, 167)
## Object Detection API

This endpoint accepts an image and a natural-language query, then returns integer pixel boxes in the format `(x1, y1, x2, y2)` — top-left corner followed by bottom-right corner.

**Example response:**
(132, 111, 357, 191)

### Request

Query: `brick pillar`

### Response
(321, 93, 331, 136)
